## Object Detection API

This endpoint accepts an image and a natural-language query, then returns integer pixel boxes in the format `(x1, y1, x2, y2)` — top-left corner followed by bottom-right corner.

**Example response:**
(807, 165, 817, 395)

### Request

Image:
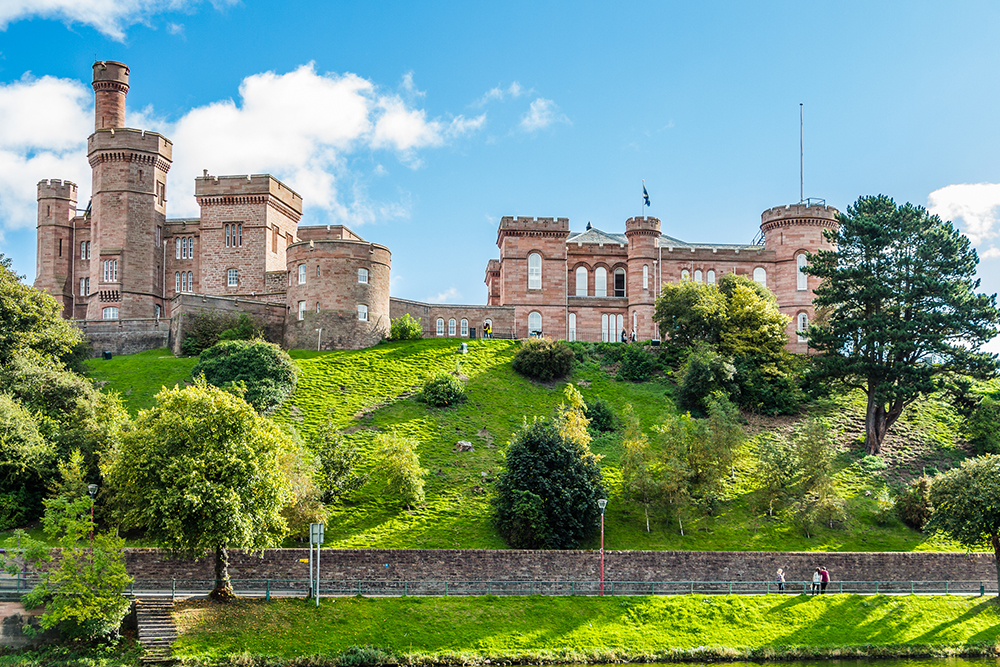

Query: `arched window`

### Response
(528, 311, 542, 336)
(681, 269, 690, 281)
(694, 270, 703, 283)
(448, 318, 457, 336)
(187, 272, 193, 291)
(298, 264, 306, 285)
(316, 302, 320, 313)
(568, 313, 577, 341)
(81, 241, 87, 259)
(643, 265, 649, 290)
(155, 304, 161, 319)
(181, 237, 188, 259)
(358, 268, 369, 284)
(174, 272, 180, 293)
(797, 253, 808, 290)
(436, 318, 445, 336)
(601, 313, 610, 342)
(575, 266, 588, 296)
(460, 319, 468, 336)
(527, 253, 542, 290)
(616, 314, 624, 341)
(175, 238, 181, 259)
(613, 268, 626, 297)
(707, 270, 716, 284)
(595, 267, 607, 297)
(797, 312, 809, 343)
(484, 318, 493, 336)
(225, 224, 231, 248)
(102, 307, 119, 320)
(358, 304, 368, 321)
(237, 224, 242, 247)
(181, 272, 187, 292)
(753, 267, 767, 285)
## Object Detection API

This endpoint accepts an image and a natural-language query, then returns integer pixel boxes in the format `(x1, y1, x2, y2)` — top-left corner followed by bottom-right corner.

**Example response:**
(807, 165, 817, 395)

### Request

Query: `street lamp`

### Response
(87, 484, 98, 549)
(315, 328, 323, 352)
(597, 498, 608, 596)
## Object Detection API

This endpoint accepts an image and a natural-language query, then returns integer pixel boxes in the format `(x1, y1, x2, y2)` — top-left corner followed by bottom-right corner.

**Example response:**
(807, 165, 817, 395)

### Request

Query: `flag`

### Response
(643, 183, 650, 207)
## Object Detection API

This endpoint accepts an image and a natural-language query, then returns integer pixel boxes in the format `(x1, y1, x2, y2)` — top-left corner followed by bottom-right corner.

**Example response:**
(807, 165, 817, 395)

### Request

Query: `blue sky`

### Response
(4, 1, 1000, 344)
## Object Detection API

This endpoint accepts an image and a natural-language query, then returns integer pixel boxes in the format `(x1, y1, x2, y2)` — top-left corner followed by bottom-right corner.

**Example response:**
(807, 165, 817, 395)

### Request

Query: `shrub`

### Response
(965, 396, 1000, 455)
(181, 311, 266, 356)
(896, 476, 934, 529)
(192, 339, 298, 413)
(584, 398, 618, 433)
(511, 338, 575, 382)
(617, 345, 655, 382)
(675, 343, 736, 413)
(732, 355, 803, 416)
(419, 373, 466, 407)
(389, 313, 423, 341)
(374, 429, 425, 508)
(218, 313, 265, 342)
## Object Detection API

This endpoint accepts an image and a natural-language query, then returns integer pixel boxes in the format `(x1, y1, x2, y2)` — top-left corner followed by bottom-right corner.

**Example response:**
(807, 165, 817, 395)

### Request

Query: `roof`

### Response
(565, 227, 762, 251)
(567, 227, 627, 246)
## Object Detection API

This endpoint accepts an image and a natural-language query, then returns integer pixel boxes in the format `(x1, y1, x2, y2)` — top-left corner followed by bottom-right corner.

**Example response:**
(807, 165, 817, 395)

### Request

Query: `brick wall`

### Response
(390, 298, 515, 339)
(169, 293, 287, 354)
(77, 319, 170, 356)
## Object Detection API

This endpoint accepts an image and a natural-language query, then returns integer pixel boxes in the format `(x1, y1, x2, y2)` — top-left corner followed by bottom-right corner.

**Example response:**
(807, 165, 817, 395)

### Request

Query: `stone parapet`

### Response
(87, 128, 172, 161)
(195, 173, 303, 217)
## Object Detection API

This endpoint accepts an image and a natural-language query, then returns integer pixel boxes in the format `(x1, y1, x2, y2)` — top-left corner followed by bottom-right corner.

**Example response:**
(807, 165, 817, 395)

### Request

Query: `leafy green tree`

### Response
(374, 429, 426, 508)
(493, 418, 606, 549)
(675, 343, 736, 414)
(752, 433, 798, 516)
(0, 254, 83, 366)
(511, 338, 575, 381)
(926, 455, 1000, 594)
(192, 339, 298, 413)
(653, 280, 729, 348)
(803, 195, 1000, 455)
(389, 313, 423, 341)
(105, 379, 294, 600)
(896, 476, 934, 530)
(0, 393, 54, 529)
(792, 418, 836, 495)
(619, 406, 660, 531)
(309, 416, 368, 504)
(965, 396, 1000, 455)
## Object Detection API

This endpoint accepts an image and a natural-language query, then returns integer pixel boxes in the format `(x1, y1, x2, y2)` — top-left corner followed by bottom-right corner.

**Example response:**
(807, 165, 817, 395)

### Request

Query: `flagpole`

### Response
(641, 179, 645, 220)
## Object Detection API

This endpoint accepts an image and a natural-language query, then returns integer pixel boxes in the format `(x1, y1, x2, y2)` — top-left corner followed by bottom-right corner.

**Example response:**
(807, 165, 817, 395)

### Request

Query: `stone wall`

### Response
(390, 298, 515, 339)
(169, 293, 287, 354)
(77, 318, 170, 356)
(103, 549, 998, 586)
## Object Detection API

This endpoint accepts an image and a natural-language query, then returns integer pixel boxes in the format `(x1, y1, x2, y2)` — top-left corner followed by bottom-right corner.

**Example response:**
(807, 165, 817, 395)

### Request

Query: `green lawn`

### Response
(83, 348, 200, 415)
(171, 594, 1000, 664)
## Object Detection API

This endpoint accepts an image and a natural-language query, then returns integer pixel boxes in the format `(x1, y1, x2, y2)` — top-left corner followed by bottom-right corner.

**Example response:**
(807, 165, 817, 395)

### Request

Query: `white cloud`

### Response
(927, 183, 1000, 247)
(427, 287, 460, 304)
(520, 97, 569, 132)
(166, 21, 184, 35)
(0, 0, 237, 41)
(475, 81, 529, 107)
(980, 246, 1000, 260)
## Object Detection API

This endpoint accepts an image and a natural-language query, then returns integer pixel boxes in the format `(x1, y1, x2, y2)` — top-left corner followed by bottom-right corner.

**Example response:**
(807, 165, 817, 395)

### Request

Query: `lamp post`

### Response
(597, 498, 608, 596)
(87, 484, 98, 549)
(315, 328, 322, 352)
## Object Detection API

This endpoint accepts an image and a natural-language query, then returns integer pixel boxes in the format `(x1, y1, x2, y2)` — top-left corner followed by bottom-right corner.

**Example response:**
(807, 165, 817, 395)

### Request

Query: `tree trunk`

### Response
(644, 505, 650, 533)
(210, 545, 236, 602)
(992, 533, 1000, 598)
(864, 392, 905, 456)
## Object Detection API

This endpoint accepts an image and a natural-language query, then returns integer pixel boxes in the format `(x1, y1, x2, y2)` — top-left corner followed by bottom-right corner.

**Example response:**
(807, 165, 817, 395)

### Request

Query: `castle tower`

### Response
(496, 216, 570, 339)
(34, 180, 78, 317)
(760, 203, 839, 352)
(625, 216, 661, 339)
(86, 61, 173, 320)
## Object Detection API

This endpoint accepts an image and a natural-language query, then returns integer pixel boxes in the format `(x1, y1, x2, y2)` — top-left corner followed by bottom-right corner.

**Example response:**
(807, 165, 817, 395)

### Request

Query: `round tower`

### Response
(760, 202, 839, 352)
(92, 61, 129, 131)
(34, 179, 78, 318)
(624, 216, 660, 339)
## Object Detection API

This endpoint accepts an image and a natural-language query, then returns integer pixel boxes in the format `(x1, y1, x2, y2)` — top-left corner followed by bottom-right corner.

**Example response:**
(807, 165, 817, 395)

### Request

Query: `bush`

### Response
(374, 429, 425, 508)
(192, 339, 298, 413)
(896, 476, 934, 529)
(511, 338, 575, 382)
(732, 355, 803, 416)
(584, 398, 618, 433)
(617, 345, 655, 382)
(493, 419, 606, 549)
(218, 313, 265, 342)
(965, 396, 1000, 454)
(389, 314, 423, 341)
(675, 343, 736, 413)
(419, 373, 466, 407)
(181, 311, 266, 356)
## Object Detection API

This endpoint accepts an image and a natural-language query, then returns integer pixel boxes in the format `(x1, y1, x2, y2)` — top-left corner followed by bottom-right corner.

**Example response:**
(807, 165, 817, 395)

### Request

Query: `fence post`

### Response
(445, 582, 448, 596)
(266, 579, 271, 602)
(171, 578, 175, 602)
(875, 582, 879, 594)
(404, 581, 408, 597)
(728, 582, 732, 594)
(358, 580, 361, 596)
(946, 581, 949, 595)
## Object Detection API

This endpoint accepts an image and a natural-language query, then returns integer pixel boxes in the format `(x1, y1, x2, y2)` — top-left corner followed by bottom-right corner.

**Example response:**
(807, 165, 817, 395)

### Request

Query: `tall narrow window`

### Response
(449, 318, 456, 336)
(527, 253, 542, 290)
(436, 318, 445, 336)
(155, 304, 161, 318)
(613, 268, 626, 297)
(80, 278, 86, 296)
(694, 270, 703, 283)
(237, 224, 242, 247)
(298, 301, 306, 321)
(81, 242, 87, 259)
(528, 311, 542, 336)
(225, 224, 231, 248)
(707, 270, 716, 284)
(156, 226, 161, 246)
(358, 268, 369, 284)
(681, 269, 690, 281)
(175, 238, 181, 259)
(595, 267, 607, 297)
(86, 242, 90, 259)
(575, 266, 587, 296)
(85, 277, 89, 295)
(298, 264, 306, 285)
(643, 265, 649, 290)
(227, 268, 238, 287)
(568, 313, 577, 341)
(175, 272, 180, 292)
(358, 304, 368, 321)
(181, 272, 187, 292)
(316, 265, 321, 278)
(460, 319, 468, 337)
(796, 253, 808, 291)
(187, 271, 193, 291)
(58, 239, 62, 257)
(181, 237, 187, 259)
(753, 267, 767, 285)
(797, 312, 809, 343)
(601, 313, 610, 342)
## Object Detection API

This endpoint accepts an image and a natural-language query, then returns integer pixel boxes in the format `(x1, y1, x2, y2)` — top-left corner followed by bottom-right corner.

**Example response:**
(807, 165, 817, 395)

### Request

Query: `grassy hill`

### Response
(79, 339, 973, 552)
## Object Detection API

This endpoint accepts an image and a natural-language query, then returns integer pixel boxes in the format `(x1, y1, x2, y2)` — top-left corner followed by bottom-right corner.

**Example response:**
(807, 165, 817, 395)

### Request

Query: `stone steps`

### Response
(135, 598, 177, 663)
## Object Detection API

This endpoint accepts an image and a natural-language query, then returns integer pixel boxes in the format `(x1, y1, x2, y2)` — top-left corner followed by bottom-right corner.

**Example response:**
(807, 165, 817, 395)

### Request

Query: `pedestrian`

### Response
(811, 567, 821, 595)
(776, 568, 785, 593)
(820, 566, 830, 594)
(621, 329, 628, 343)
(630, 328, 636, 343)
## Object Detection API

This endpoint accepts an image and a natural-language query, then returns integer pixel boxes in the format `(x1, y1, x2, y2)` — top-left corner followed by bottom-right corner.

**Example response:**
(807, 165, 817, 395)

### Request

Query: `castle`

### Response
(35, 61, 836, 354)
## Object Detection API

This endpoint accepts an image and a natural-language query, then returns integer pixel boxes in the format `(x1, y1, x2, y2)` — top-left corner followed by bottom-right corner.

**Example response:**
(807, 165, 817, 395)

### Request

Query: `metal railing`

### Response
(1, 577, 995, 600)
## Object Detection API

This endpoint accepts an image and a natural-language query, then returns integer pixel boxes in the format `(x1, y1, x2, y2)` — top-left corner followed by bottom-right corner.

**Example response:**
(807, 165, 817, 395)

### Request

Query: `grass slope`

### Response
(171, 594, 1000, 664)
(78, 340, 972, 552)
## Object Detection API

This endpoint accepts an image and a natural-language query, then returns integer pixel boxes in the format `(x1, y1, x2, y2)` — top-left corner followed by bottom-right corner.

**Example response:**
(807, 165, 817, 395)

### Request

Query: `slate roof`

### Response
(566, 227, 762, 251)
(566, 227, 627, 246)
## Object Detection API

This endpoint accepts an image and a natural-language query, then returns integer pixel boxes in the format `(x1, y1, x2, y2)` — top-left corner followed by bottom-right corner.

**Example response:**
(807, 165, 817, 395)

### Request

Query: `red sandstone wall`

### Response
(497, 217, 569, 338)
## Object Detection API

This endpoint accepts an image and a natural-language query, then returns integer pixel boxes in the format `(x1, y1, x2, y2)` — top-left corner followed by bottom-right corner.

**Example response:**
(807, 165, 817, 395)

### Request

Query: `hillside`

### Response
(80, 339, 972, 552)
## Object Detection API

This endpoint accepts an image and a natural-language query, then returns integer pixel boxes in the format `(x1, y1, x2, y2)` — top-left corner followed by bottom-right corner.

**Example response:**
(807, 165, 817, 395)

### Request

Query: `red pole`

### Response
(599, 512, 605, 596)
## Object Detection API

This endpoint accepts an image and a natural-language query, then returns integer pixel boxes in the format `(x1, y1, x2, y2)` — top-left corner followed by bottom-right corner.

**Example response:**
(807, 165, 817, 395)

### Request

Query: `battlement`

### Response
(195, 173, 303, 215)
(88, 128, 173, 159)
(498, 216, 570, 232)
(37, 179, 78, 200)
(624, 216, 661, 234)
(92, 61, 129, 88)
(761, 203, 839, 227)
(296, 225, 364, 242)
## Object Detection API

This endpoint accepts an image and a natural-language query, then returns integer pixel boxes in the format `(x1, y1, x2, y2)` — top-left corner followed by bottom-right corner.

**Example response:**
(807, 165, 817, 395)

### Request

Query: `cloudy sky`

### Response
(4, 1, 1000, 338)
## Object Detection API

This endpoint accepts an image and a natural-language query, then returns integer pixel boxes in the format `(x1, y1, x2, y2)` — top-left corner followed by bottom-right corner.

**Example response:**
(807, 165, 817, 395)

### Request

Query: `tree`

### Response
(493, 418, 606, 549)
(511, 338, 575, 381)
(389, 313, 423, 341)
(804, 195, 1000, 455)
(926, 455, 1000, 594)
(192, 339, 298, 413)
(309, 415, 368, 504)
(374, 429, 426, 508)
(619, 406, 660, 531)
(0, 254, 83, 366)
(104, 379, 294, 600)
(0, 393, 54, 530)
(653, 280, 729, 348)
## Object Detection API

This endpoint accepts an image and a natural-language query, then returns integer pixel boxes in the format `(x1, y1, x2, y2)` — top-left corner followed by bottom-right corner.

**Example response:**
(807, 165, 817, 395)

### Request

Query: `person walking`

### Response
(820, 566, 830, 594)
(621, 329, 628, 343)
(811, 567, 822, 595)
(776, 568, 785, 594)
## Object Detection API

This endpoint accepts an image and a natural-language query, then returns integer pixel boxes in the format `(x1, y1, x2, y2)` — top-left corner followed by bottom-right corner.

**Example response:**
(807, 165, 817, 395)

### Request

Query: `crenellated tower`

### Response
(34, 180, 78, 317)
(86, 61, 173, 320)
(624, 216, 660, 338)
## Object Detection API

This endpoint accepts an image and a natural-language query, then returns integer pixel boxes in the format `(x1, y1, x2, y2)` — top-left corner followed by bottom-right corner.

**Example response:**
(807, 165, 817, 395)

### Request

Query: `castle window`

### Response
(461, 319, 468, 337)
(707, 269, 716, 284)
(681, 269, 690, 281)
(797, 253, 808, 291)
(797, 312, 809, 343)
(81, 242, 87, 259)
(694, 270, 703, 283)
(237, 224, 242, 247)
(528, 311, 542, 336)
(156, 226, 161, 247)
(595, 267, 607, 297)
(614, 268, 626, 297)
(358, 304, 369, 322)
(568, 313, 577, 341)
(643, 265, 649, 290)
(225, 225, 231, 248)
(316, 302, 320, 313)
(181, 237, 187, 259)
(527, 252, 541, 290)
(175, 238, 181, 259)
(316, 265, 321, 278)
(85, 277, 90, 295)
(358, 268, 369, 284)
(181, 272, 187, 292)
(80, 278, 86, 296)
(86, 242, 90, 259)
(298, 264, 306, 285)
(298, 301, 306, 321)
(102, 306, 119, 320)
(155, 304, 161, 319)
(187, 271, 193, 291)
(436, 318, 444, 336)
(227, 268, 238, 287)
(102, 259, 118, 282)
(58, 239, 62, 257)
(753, 267, 767, 285)
(575, 266, 587, 296)
(175, 272, 180, 293)
(449, 318, 456, 336)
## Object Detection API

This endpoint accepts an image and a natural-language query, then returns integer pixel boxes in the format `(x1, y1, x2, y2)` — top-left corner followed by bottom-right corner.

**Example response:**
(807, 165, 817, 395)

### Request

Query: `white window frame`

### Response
(528, 311, 542, 336)
(707, 269, 716, 284)
(595, 267, 607, 297)
(797, 253, 808, 291)
(175, 238, 181, 259)
(694, 269, 703, 283)
(102, 306, 119, 320)
(436, 318, 445, 336)
(460, 319, 468, 337)
(80, 278, 86, 296)
(298, 264, 307, 285)
(797, 312, 809, 343)
(187, 271, 193, 292)
(681, 269, 690, 281)
(86, 241, 90, 259)
(527, 252, 542, 290)
(613, 268, 626, 297)
(575, 266, 587, 296)
(298, 300, 306, 321)
(568, 312, 577, 342)
(753, 267, 767, 285)
(358, 304, 368, 321)
(449, 318, 456, 336)
(237, 224, 242, 247)
(358, 268, 369, 284)
(81, 242, 86, 259)
(227, 268, 238, 287)
(181, 272, 187, 292)
(643, 264, 649, 290)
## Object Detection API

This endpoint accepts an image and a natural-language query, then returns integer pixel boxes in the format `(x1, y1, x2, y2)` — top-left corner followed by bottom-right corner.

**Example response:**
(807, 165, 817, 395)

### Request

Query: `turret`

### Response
(92, 61, 129, 131)
(34, 180, 78, 317)
(625, 216, 661, 338)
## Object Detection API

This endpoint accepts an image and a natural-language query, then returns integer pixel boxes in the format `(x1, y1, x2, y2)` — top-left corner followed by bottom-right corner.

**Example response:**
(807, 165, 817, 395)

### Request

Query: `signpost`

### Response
(309, 523, 324, 607)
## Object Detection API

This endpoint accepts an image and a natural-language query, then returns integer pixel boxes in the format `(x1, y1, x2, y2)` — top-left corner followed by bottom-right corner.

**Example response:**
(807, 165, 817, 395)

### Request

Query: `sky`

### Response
(4, 1, 1000, 346)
